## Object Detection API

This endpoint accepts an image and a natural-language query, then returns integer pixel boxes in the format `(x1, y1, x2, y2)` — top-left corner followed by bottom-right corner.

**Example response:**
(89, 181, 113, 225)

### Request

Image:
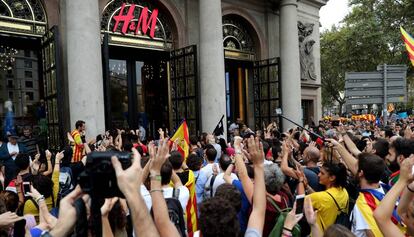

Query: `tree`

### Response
(321, 0, 414, 114)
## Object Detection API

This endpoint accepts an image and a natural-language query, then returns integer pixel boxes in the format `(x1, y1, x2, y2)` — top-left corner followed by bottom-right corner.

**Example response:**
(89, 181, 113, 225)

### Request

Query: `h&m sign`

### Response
(112, 3, 159, 38)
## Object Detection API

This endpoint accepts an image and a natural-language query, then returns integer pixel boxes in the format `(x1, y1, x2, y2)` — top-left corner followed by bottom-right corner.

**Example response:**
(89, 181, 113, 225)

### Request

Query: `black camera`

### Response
(78, 151, 132, 198)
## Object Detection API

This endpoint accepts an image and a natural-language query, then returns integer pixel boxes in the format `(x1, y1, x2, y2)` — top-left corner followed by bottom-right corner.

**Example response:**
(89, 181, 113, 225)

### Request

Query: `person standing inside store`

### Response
(70, 120, 86, 163)
(18, 127, 39, 159)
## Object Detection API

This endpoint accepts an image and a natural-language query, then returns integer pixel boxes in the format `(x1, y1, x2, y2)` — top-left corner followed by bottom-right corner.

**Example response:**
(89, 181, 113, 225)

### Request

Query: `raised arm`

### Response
(223, 163, 234, 184)
(112, 148, 159, 237)
(342, 133, 361, 156)
(326, 138, 358, 176)
(234, 136, 254, 203)
(149, 139, 180, 237)
(374, 157, 414, 237)
(101, 198, 118, 237)
(280, 142, 299, 179)
(246, 136, 266, 234)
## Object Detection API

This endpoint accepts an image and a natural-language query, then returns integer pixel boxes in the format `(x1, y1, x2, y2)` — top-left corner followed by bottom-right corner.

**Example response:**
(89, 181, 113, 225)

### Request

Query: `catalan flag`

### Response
(400, 26, 414, 67)
(170, 120, 190, 159)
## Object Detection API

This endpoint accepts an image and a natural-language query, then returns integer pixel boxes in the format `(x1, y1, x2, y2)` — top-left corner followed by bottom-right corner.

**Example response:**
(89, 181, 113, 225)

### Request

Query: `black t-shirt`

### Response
(176, 170, 190, 185)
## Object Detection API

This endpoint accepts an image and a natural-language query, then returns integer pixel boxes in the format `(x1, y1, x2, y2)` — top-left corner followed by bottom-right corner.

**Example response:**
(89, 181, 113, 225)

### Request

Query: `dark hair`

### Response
(356, 139, 367, 152)
(384, 128, 394, 138)
(215, 184, 242, 212)
(32, 174, 54, 198)
(323, 224, 355, 237)
(322, 162, 347, 188)
(373, 138, 389, 159)
(160, 160, 173, 185)
(186, 153, 203, 171)
(75, 120, 85, 129)
(357, 153, 385, 184)
(61, 146, 74, 167)
(0, 191, 18, 212)
(262, 141, 270, 156)
(246, 164, 254, 179)
(14, 153, 30, 171)
(219, 154, 232, 171)
(219, 138, 227, 154)
(205, 147, 217, 162)
(108, 200, 127, 232)
(189, 135, 199, 146)
(169, 151, 184, 170)
(199, 197, 240, 237)
(393, 138, 414, 159)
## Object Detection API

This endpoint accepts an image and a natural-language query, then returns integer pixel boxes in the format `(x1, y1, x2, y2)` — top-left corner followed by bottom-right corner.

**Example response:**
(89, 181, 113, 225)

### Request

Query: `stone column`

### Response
(65, 0, 105, 138)
(280, 0, 302, 129)
(199, 0, 227, 135)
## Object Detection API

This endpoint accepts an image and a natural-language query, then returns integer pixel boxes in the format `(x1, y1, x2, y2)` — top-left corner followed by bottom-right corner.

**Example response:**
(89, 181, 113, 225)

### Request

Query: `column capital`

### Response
(280, 0, 298, 8)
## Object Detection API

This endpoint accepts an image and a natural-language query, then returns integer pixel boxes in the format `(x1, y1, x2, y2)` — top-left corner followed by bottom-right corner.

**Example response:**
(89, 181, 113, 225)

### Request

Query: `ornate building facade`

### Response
(0, 0, 327, 149)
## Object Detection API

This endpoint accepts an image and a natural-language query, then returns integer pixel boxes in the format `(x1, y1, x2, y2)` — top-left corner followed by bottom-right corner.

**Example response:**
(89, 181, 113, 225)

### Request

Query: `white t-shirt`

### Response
(140, 185, 190, 211)
(210, 172, 239, 197)
(7, 142, 19, 160)
(351, 186, 385, 237)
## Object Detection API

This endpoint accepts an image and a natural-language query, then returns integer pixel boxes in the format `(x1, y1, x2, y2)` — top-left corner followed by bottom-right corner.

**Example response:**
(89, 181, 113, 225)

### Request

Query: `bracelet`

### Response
(35, 195, 45, 203)
(150, 189, 163, 194)
(282, 230, 293, 237)
(41, 230, 53, 237)
(283, 227, 293, 232)
(150, 174, 162, 181)
(407, 185, 414, 193)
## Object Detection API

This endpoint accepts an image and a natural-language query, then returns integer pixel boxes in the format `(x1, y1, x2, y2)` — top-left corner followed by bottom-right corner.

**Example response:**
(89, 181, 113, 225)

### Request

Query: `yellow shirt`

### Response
(308, 186, 349, 231)
(23, 169, 60, 218)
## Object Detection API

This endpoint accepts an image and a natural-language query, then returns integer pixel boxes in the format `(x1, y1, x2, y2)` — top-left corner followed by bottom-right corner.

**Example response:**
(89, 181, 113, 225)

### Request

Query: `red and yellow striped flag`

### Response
(170, 120, 190, 159)
(401, 26, 414, 67)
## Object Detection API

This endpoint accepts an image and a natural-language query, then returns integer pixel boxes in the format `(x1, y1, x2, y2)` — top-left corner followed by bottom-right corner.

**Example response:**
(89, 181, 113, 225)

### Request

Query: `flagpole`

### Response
(212, 115, 225, 134)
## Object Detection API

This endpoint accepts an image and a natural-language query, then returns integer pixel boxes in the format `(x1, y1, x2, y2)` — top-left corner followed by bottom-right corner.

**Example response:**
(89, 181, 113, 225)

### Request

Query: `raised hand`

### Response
(101, 197, 119, 217)
(246, 136, 264, 165)
(111, 148, 143, 197)
(150, 139, 170, 173)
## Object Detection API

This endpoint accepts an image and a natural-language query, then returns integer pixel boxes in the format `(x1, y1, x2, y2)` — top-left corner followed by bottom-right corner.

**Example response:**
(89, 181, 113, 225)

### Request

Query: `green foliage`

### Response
(321, 0, 414, 113)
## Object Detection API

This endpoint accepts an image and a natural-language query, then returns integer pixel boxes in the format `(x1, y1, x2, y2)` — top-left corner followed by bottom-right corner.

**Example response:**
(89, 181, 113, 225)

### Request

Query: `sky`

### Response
(319, 0, 350, 31)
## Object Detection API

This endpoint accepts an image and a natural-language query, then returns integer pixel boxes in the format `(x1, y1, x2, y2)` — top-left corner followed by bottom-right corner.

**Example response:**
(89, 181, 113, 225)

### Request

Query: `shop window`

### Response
(26, 92, 34, 101)
(25, 81, 33, 88)
(24, 60, 32, 68)
(25, 71, 33, 78)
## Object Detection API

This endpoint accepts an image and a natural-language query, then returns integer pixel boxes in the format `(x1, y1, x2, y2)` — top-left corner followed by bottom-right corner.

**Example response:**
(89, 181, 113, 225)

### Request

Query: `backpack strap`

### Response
(209, 174, 217, 198)
(172, 188, 180, 199)
(325, 191, 347, 212)
(266, 196, 282, 213)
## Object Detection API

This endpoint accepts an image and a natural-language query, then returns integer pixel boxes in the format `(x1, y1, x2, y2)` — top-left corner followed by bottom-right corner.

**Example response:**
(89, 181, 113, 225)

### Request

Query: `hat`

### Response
(7, 132, 19, 139)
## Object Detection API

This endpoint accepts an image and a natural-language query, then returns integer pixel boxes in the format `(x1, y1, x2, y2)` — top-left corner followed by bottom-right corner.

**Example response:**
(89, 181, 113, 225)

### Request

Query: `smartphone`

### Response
(295, 194, 305, 214)
(23, 182, 31, 197)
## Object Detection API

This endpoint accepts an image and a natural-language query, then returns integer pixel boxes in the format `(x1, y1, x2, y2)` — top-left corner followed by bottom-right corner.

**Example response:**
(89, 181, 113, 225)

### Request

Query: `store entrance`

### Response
(107, 46, 169, 139)
(225, 59, 253, 126)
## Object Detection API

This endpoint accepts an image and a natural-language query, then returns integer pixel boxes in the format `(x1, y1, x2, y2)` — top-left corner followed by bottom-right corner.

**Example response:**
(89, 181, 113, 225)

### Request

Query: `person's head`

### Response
(61, 146, 73, 167)
(23, 127, 32, 138)
(31, 174, 53, 198)
(205, 145, 217, 162)
(372, 138, 389, 159)
(384, 128, 394, 138)
(0, 191, 18, 212)
(264, 164, 285, 195)
(189, 135, 198, 146)
(215, 184, 242, 212)
(218, 154, 232, 171)
(160, 160, 173, 185)
(303, 146, 320, 164)
(386, 138, 414, 172)
(8, 135, 17, 145)
(199, 197, 240, 237)
(14, 153, 30, 172)
(323, 224, 355, 237)
(319, 162, 347, 188)
(169, 151, 184, 170)
(357, 153, 385, 185)
(75, 120, 86, 132)
(186, 153, 203, 171)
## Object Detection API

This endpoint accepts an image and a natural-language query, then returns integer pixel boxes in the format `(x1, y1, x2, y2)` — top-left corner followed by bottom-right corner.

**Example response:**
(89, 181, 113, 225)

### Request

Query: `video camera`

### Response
(78, 151, 132, 198)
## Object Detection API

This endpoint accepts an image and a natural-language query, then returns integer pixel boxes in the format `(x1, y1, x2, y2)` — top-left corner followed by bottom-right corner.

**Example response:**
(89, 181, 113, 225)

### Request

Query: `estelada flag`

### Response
(400, 27, 414, 67)
(170, 120, 190, 159)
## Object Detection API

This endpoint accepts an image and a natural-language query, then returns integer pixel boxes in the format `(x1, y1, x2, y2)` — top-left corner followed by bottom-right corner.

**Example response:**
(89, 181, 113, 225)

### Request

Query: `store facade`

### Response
(0, 0, 327, 149)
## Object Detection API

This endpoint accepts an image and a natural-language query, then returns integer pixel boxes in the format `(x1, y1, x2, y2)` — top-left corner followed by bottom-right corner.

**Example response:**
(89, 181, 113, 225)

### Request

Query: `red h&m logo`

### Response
(112, 3, 159, 38)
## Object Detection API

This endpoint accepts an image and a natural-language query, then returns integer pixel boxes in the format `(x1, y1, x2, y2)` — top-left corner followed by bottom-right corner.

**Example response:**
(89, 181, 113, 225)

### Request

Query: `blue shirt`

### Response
(233, 179, 251, 234)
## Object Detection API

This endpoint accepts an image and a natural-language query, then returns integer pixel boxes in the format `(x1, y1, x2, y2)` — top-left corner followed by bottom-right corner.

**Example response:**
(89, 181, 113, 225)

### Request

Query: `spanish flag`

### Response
(170, 120, 190, 159)
(401, 26, 414, 67)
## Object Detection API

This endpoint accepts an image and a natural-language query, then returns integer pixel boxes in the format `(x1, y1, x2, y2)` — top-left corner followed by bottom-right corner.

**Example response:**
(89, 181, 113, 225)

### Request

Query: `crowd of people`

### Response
(0, 117, 412, 237)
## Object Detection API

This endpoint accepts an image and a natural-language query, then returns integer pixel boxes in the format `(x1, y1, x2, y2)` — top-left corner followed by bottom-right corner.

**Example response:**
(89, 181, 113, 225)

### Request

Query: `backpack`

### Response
(325, 191, 351, 229)
(267, 196, 301, 237)
(151, 188, 187, 237)
(58, 166, 74, 201)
